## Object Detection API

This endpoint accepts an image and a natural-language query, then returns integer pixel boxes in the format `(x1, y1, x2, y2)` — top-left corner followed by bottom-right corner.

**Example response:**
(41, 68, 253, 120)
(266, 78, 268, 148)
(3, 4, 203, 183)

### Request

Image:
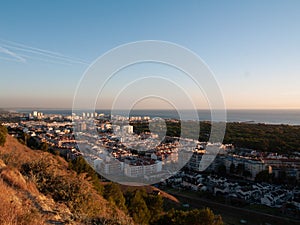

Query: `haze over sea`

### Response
(16, 109, 300, 125)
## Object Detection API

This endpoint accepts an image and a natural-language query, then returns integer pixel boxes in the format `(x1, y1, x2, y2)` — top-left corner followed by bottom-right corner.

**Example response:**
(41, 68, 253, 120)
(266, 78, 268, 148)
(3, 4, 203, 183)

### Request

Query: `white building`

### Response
(224, 155, 267, 179)
(32, 111, 38, 117)
(122, 125, 133, 134)
(124, 161, 162, 177)
(124, 164, 144, 177)
(94, 157, 124, 175)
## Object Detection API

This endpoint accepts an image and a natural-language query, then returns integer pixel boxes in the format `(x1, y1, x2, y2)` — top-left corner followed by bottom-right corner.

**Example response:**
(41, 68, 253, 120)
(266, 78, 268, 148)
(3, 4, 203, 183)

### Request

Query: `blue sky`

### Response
(0, 0, 299, 109)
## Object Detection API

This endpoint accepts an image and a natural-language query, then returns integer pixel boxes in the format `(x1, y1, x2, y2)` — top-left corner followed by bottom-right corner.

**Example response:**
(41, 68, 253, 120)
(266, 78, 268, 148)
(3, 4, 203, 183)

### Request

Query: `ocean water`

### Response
(18, 109, 300, 125)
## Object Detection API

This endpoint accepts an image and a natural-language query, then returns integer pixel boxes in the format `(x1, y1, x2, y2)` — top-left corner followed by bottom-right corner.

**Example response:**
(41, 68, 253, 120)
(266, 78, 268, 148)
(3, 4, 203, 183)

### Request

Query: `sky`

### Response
(0, 0, 300, 110)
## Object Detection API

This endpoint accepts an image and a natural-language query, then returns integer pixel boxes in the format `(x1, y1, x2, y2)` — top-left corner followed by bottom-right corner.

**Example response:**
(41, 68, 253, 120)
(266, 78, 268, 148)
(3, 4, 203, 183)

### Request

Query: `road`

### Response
(166, 189, 300, 225)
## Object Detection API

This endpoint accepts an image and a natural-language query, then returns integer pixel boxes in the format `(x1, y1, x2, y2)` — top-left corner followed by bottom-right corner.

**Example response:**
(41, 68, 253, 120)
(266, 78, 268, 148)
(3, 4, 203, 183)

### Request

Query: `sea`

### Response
(16, 109, 300, 125)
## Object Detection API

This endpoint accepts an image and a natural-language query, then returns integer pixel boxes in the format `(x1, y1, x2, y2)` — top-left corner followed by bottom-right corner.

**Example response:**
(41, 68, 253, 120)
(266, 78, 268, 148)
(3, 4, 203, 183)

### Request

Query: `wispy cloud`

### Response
(0, 46, 26, 62)
(0, 39, 89, 65)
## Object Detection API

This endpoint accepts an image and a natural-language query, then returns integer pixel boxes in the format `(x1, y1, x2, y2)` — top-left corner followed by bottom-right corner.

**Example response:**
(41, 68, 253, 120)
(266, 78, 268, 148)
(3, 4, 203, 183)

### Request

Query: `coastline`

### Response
(9, 108, 300, 126)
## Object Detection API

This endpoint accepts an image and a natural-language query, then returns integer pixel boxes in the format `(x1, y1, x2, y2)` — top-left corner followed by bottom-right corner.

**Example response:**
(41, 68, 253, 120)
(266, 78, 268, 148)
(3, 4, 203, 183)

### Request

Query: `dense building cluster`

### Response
(1, 110, 300, 212)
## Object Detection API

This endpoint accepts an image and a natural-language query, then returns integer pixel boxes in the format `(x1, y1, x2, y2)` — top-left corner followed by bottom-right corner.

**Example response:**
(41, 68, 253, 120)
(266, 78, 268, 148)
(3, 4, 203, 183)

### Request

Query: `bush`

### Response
(153, 208, 223, 225)
(68, 157, 104, 194)
(0, 125, 7, 146)
(104, 183, 127, 212)
(126, 190, 151, 225)
(20, 159, 103, 219)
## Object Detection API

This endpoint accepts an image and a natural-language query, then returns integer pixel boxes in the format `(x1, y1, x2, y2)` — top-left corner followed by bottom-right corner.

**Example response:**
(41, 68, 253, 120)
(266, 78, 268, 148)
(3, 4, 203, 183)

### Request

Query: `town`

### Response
(1, 110, 300, 217)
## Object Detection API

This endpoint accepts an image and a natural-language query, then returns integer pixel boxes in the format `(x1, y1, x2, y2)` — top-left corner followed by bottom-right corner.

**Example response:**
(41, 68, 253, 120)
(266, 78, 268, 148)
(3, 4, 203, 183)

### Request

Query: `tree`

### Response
(0, 125, 7, 146)
(27, 136, 40, 149)
(196, 208, 223, 225)
(153, 208, 223, 225)
(277, 170, 287, 183)
(217, 164, 226, 176)
(69, 157, 91, 174)
(145, 193, 163, 223)
(243, 170, 252, 178)
(127, 190, 151, 225)
(229, 163, 235, 174)
(68, 157, 103, 194)
(103, 183, 127, 212)
(255, 170, 273, 183)
(40, 142, 49, 151)
(236, 163, 245, 176)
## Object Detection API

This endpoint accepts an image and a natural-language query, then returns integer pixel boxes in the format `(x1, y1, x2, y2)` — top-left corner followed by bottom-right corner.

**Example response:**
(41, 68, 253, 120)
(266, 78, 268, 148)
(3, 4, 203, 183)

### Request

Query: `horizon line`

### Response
(2, 107, 300, 111)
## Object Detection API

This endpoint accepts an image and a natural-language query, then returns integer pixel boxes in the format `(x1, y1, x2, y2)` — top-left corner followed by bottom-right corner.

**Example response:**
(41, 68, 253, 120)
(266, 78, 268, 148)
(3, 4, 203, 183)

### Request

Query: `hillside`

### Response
(0, 128, 224, 225)
(0, 135, 134, 225)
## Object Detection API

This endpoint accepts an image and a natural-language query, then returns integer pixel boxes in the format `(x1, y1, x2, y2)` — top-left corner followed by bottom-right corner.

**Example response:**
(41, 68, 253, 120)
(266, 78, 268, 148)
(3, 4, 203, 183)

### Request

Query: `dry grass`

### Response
(0, 135, 136, 225)
(0, 158, 5, 168)
(0, 135, 69, 170)
(119, 184, 180, 203)
(0, 179, 44, 225)
(0, 167, 27, 190)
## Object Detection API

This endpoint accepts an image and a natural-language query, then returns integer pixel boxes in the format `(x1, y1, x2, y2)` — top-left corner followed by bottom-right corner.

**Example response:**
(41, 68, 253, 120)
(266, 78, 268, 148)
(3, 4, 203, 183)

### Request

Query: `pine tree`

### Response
(127, 190, 151, 225)
(104, 183, 127, 212)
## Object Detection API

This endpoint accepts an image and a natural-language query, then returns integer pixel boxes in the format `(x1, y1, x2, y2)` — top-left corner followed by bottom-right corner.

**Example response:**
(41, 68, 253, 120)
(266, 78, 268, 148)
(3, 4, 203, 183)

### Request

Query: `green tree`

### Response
(145, 193, 163, 223)
(217, 164, 227, 176)
(127, 190, 151, 225)
(40, 142, 49, 151)
(229, 163, 235, 174)
(236, 163, 245, 176)
(154, 208, 223, 225)
(103, 183, 127, 212)
(255, 170, 273, 183)
(27, 136, 40, 149)
(0, 125, 7, 146)
(243, 170, 252, 178)
(69, 157, 103, 194)
(196, 208, 223, 225)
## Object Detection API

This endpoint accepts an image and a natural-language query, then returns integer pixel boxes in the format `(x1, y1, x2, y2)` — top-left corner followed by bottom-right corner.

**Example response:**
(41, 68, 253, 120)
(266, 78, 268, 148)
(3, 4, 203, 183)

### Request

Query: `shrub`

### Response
(103, 183, 127, 212)
(0, 125, 7, 146)
(20, 159, 102, 220)
(69, 156, 104, 194)
(153, 208, 223, 225)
